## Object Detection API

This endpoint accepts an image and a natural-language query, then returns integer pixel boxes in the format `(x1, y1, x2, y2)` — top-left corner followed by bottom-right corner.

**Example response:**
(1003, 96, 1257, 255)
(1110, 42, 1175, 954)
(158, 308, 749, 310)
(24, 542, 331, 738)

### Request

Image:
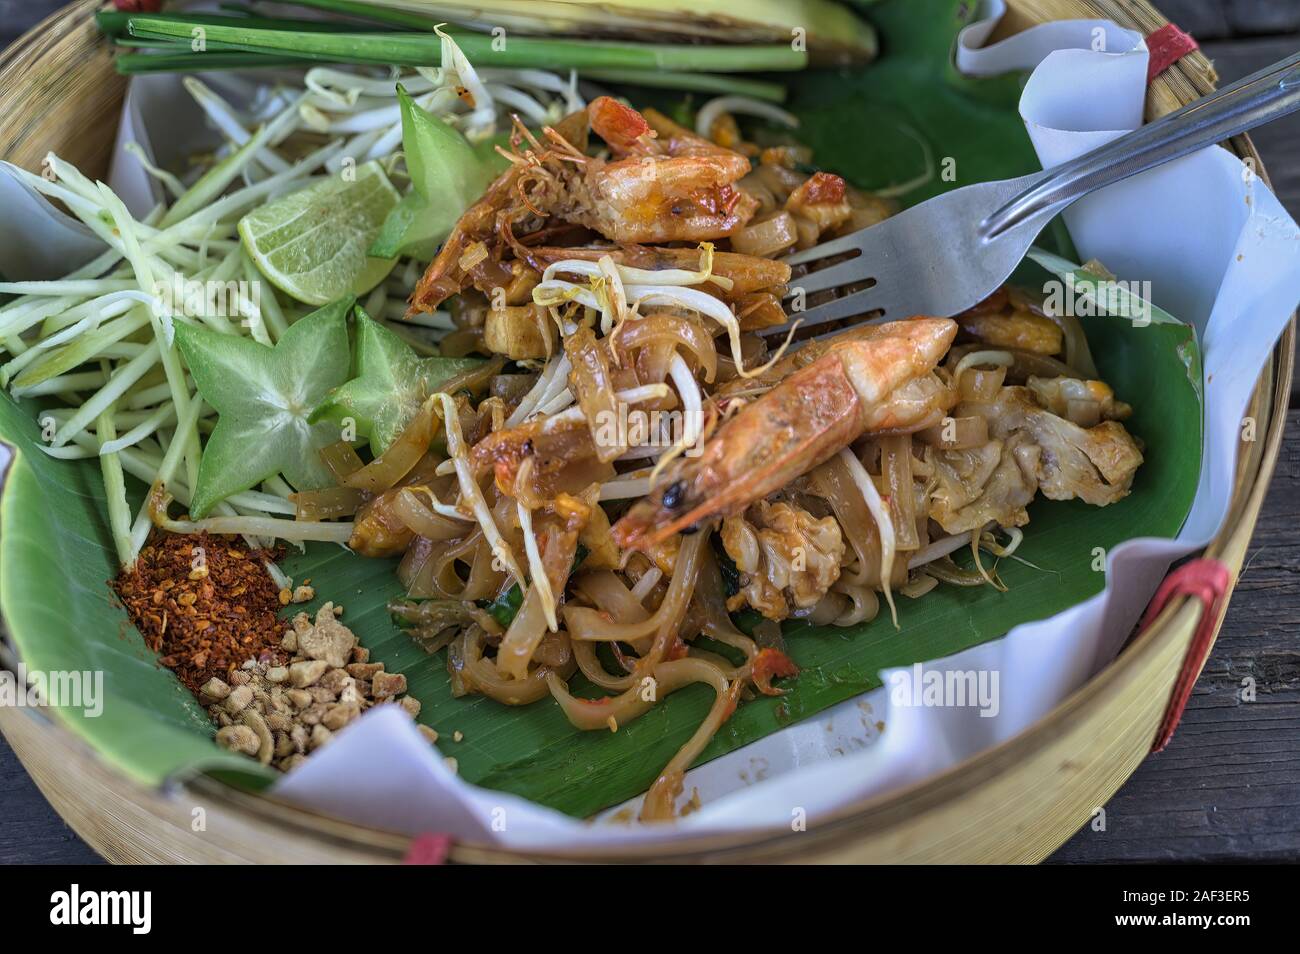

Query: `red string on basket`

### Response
(403, 832, 453, 865)
(1147, 23, 1200, 83)
(1135, 558, 1231, 753)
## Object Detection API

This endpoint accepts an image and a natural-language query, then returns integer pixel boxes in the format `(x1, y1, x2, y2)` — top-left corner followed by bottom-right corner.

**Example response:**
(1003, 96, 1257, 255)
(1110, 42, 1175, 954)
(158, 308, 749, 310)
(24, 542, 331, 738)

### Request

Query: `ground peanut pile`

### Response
(204, 602, 437, 770)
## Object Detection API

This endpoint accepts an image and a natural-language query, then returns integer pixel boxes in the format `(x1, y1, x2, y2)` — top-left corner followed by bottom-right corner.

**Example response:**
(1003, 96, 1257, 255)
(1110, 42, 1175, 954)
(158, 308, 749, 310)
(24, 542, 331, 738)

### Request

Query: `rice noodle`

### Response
(625, 284, 789, 379)
(564, 532, 706, 670)
(564, 324, 621, 462)
(452, 627, 567, 705)
(648, 354, 704, 481)
(390, 487, 472, 539)
(810, 455, 878, 588)
(838, 448, 898, 627)
(517, 502, 559, 632)
(571, 639, 637, 691)
(953, 349, 1014, 384)
(435, 393, 527, 587)
(495, 580, 555, 681)
(535, 268, 786, 379)
(541, 243, 733, 294)
(342, 400, 438, 493)
(612, 312, 717, 382)
(879, 435, 918, 551)
(543, 654, 733, 819)
(695, 96, 798, 139)
(150, 486, 352, 543)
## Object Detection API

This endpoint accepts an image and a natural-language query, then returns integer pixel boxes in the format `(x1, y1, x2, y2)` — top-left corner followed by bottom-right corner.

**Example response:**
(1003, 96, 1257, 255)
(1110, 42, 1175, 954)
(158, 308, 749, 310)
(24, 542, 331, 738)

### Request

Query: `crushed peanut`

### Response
(209, 603, 436, 771)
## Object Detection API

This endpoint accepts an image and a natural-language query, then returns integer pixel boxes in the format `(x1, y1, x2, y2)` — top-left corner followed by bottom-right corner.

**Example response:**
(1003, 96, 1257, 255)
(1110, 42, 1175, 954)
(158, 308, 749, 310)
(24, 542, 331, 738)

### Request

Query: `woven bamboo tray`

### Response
(0, 0, 1292, 864)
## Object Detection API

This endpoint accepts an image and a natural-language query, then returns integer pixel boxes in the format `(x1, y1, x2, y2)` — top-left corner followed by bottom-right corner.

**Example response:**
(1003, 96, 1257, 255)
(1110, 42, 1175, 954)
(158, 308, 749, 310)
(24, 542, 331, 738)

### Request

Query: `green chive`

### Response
(276, 0, 441, 30)
(584, 69, 788, 103)
(126, 18, 808, 72)
(114, 51, 319, 75)
(97, 10, 392, 38)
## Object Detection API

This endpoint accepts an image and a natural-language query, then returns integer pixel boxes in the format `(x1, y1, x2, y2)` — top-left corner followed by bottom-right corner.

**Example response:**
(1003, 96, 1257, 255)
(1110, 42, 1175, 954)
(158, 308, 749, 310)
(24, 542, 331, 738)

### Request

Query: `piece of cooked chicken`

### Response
(983, 387, 1144, 507)
(721, 500, 845, 621)
(928, 433, 1040, 534)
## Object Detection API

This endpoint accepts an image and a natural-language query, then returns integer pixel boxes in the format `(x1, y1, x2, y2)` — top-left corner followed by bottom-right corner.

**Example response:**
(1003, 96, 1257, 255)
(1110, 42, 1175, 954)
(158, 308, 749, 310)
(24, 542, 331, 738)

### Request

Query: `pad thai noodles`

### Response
(267, 95, 1146, 819)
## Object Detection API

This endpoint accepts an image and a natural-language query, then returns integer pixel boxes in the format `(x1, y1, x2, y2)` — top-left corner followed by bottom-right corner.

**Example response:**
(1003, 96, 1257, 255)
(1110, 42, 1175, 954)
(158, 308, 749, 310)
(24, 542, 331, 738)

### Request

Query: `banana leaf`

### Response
(0, 392, 272, 788)
(0, 0, 1202, 818)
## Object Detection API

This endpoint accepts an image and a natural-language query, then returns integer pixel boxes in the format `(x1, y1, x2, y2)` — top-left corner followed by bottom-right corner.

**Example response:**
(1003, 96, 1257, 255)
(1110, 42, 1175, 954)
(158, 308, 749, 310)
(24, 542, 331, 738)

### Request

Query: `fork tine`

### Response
(757, 285, 885, 337)
(782, 256, 871, 297)
(782, 230, 867, 267)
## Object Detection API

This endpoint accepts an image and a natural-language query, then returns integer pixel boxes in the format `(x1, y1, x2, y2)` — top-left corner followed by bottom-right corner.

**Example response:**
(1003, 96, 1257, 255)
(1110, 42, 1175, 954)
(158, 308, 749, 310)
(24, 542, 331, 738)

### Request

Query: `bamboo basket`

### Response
(0, 0, 1291, 864)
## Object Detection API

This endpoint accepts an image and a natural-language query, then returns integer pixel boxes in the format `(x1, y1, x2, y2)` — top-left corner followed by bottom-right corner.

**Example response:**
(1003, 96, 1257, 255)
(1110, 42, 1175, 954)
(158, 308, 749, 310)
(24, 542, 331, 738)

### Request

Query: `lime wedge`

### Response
(239, 161, 400, 306)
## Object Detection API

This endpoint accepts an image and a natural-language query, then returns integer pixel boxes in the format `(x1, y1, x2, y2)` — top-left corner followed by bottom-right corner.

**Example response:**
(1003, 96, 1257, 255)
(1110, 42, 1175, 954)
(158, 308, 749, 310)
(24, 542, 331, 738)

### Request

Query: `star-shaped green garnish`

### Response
(174, 297, 354, 518)
(311, 307, 483, 455)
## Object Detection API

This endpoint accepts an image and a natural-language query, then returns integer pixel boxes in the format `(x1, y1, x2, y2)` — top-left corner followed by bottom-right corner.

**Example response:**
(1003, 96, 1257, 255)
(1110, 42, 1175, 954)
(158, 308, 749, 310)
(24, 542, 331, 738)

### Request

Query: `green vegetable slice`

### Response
(311, 306, 483, 455)
(369, 87, 508, 260)
(173, 297, 354, 517)
(239, 160, 399, 306)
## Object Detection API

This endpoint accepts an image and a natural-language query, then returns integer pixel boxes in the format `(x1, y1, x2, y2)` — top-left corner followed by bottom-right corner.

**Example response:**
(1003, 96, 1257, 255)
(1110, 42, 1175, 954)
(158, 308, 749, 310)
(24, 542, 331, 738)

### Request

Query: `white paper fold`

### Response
(0, 172, 103, 281)
(2, 0, 1296, 852)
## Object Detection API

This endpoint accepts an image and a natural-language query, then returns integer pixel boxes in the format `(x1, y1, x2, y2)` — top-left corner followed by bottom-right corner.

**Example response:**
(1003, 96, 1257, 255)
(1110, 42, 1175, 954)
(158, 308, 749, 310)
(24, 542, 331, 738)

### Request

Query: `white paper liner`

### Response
(0, 0, 1295, 851)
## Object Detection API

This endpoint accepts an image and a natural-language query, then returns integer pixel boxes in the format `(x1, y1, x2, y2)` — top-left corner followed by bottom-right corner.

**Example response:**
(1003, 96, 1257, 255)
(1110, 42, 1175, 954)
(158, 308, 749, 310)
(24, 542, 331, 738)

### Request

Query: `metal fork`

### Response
(760, 50, 1300, 343)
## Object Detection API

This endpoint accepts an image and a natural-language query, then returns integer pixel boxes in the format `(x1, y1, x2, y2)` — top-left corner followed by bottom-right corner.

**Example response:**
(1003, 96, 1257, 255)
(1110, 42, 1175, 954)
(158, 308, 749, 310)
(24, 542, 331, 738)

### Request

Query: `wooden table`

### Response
(1, 0, 1297, 865)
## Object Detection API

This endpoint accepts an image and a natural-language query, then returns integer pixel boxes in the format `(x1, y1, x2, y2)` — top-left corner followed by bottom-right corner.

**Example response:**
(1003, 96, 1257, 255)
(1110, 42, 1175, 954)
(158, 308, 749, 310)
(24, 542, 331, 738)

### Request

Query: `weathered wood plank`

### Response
(0, 732, 103, 864)
(0, 0, 66, 48)
(1157, 0, 1234, 40)
(1225, 0, 1300, 36)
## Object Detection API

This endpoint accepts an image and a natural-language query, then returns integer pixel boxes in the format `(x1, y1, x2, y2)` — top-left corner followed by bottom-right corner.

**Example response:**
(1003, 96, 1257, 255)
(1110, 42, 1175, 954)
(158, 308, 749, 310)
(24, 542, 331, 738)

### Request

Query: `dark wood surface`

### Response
(1, 0, 1297, 865)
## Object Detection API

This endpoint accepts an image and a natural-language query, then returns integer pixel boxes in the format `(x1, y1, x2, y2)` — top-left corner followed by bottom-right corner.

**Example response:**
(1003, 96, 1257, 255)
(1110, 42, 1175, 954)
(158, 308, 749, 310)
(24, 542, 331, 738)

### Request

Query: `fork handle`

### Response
(979, 50, 1300, 241)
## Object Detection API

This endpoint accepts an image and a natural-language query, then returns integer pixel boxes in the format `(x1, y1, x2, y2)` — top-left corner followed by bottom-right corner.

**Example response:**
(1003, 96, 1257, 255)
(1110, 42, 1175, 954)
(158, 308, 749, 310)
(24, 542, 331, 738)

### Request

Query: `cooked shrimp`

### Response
(581, 100, 758, 243)
(611, 317, 958, 548)
(715, 322, 890, 399)
(409, 110, 591, 311)
(409, 98, 758, 312)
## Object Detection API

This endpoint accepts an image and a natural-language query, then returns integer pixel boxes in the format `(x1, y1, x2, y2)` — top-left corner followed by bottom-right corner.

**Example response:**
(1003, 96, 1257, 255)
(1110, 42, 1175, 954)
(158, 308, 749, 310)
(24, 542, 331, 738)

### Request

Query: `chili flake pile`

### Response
(112, 531, 286, 694)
